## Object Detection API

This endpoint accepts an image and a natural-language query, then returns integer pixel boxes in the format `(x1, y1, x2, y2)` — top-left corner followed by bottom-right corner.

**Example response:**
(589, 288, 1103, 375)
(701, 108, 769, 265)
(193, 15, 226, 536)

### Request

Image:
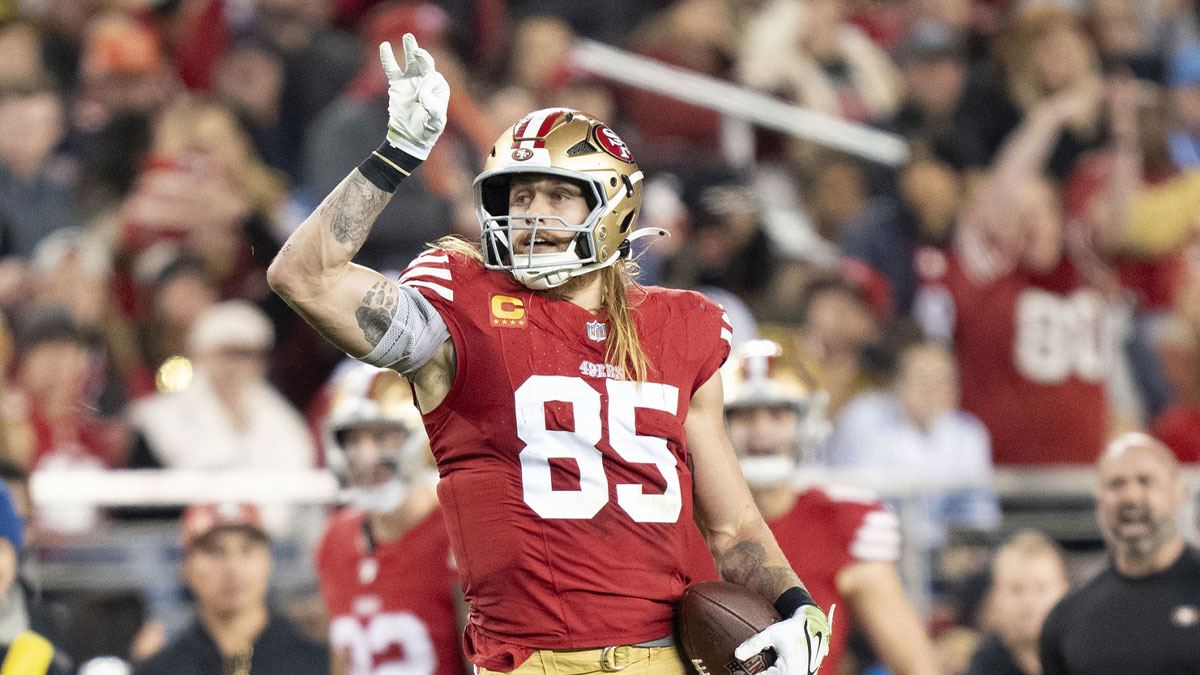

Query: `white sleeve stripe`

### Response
(400, 266, 452, 282)
(850, 541, 900, 561)
(412, 252, 450, 265)
(403, 279, 454, 301)
(720, 312, 731, 328)
(863, 511, 899, 527)
(719, 328, 732, 344)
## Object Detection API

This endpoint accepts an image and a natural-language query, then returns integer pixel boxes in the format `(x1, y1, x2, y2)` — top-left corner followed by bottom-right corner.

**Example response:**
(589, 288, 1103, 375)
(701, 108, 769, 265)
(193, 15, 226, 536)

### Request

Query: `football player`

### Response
(270, 34, 833, 675)
(687, 340, 939, 675)
(314, 363, 465, 675)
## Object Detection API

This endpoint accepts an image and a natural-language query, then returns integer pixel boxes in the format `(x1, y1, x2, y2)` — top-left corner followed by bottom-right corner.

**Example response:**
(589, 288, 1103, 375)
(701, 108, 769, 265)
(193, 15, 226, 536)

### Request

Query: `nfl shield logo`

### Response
(586, 321, 607, 342)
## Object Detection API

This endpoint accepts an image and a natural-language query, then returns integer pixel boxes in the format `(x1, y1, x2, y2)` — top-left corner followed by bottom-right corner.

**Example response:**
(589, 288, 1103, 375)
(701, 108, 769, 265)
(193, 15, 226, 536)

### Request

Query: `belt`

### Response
(599, 636, 675, 672)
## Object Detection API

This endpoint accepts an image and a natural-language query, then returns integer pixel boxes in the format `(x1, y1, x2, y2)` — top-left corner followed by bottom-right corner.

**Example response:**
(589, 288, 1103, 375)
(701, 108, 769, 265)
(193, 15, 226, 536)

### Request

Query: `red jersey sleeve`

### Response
(677, 291, 732, 394)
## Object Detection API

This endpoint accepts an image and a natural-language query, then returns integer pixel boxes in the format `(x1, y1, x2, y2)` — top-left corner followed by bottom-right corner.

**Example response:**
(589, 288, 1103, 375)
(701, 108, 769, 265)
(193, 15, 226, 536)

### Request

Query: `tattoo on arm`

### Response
(717, 539, 800, 603)
(356, 280, 399, 346)
(324, 171, 390, 248)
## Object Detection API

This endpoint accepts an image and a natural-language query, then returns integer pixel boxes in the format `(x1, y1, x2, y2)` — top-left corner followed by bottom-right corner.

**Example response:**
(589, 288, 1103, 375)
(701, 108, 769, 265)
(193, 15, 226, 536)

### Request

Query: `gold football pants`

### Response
(478, 645, 687, 675)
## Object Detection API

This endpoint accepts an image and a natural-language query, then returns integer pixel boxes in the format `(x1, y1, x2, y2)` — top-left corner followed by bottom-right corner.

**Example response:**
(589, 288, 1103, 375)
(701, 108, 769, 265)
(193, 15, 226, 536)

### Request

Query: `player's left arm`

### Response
(688, 370, 832, 675)
(836, 561, 938, 675)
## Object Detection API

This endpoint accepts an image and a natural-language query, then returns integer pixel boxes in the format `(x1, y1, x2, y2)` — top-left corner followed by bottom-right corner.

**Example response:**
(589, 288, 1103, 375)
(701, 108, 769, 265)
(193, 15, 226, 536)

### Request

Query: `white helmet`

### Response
(322, 363, 428, 513)
(722, 340, 831, 488)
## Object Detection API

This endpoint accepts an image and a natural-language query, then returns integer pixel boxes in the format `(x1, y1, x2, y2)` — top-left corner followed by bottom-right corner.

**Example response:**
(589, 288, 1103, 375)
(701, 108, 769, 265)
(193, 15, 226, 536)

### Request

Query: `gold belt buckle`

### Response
(600, 646, 629, 672)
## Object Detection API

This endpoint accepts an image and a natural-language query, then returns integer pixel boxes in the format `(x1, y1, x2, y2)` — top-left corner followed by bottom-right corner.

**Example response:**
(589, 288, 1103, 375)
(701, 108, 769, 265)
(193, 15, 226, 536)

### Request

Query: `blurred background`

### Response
(0, 0, 1197, 672)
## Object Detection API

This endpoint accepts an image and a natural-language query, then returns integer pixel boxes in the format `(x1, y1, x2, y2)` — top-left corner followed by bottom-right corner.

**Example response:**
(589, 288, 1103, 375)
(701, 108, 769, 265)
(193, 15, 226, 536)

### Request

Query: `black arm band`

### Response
(774, 587, 816, 618)
(357, 142, 423, 193)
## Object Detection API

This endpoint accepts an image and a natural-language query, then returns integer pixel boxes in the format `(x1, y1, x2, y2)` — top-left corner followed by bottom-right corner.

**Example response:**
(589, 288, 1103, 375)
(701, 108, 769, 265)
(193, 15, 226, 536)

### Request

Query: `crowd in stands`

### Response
(0, 0, 1197, 673)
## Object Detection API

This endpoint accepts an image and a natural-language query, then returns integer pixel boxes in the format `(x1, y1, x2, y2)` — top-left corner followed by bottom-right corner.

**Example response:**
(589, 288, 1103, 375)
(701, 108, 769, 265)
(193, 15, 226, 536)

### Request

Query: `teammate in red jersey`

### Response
(314, 363, 466, 675)
(686, 340, 938, 675)
(269, 34, 833, 675)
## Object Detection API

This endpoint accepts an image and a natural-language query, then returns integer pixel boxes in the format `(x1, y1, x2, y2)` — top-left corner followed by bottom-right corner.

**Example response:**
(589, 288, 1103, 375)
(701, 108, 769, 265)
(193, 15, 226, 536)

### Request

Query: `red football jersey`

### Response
(317, 507, 465, 675)
(917, 245, 1111, 464)
(400, 250, 732, 670)
(685, 486, 901, 675)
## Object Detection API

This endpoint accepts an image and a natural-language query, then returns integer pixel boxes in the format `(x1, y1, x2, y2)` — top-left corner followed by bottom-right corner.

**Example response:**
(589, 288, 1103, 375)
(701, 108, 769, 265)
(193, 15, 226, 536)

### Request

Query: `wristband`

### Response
(357, 142, 423, 193)
(774, 586, 816, 618)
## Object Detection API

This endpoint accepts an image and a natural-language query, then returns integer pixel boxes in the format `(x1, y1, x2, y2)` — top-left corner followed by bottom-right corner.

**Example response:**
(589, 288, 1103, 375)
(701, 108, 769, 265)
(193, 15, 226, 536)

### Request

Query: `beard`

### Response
(1103, 506, 1177, 560)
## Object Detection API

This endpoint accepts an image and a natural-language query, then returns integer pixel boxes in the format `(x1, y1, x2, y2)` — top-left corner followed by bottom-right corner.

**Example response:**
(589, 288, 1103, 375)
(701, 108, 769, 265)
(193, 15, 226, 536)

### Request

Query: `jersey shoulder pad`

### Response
(397, 248, 482, 303)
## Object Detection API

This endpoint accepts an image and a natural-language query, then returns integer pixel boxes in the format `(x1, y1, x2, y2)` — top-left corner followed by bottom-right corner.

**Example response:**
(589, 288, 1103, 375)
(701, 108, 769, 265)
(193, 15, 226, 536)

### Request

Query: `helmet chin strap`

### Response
(738, 456, 798, 489)
(350, 478, 409, 514)
(512, 228, 671, 290)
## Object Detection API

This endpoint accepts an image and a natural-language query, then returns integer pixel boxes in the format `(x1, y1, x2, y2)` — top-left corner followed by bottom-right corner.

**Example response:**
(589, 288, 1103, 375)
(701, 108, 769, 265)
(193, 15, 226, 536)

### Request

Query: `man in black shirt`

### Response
(1039, 432, 1200, 674)
(134, 504, 328, 675)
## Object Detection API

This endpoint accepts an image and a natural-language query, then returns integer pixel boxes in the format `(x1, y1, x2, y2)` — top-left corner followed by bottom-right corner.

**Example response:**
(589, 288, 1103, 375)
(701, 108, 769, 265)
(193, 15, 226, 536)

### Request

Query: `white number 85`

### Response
(515, 375, 682, 523)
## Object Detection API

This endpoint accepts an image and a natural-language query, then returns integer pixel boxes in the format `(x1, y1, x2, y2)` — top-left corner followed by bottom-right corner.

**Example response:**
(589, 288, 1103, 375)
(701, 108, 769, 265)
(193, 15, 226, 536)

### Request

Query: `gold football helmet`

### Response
(474, 108, 654, 290)
(322, 362, 428, 513)
(721, 340, 831, 486)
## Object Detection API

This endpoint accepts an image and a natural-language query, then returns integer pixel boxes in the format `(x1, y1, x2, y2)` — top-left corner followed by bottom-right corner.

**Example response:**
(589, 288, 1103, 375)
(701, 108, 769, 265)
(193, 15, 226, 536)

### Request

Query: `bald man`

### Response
(1039, 433, 1200, 674)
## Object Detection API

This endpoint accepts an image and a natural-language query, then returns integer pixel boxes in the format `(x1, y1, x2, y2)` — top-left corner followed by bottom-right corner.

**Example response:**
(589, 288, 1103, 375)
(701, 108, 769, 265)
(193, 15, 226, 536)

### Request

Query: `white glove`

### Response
(734, 604, 835, 675)
(378, 33, 450, 160)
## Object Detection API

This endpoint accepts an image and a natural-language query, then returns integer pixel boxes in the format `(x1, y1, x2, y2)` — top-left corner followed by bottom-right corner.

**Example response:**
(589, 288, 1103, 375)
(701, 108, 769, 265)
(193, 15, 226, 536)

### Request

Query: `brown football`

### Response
(679, 581, 781, 675)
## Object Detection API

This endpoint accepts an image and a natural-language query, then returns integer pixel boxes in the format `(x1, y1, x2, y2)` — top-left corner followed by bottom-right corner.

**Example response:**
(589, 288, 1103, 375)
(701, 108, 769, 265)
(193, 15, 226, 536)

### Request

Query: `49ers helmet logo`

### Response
(593, 125, 634, 163)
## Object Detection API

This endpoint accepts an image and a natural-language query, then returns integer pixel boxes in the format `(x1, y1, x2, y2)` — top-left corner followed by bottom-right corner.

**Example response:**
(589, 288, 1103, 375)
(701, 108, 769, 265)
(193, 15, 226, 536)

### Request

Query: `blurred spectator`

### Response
(10, 308, 127, 471)
(978, 5, 1105, 179)
(967, 531, 1068, 675)
(738, 0, 903, 125)
(507, 15, 576, 105)
(624, 0, 735, 166)
(0, 76, 78, 258)
(0, 482, 71, 674)
(133, 503, 328, 675)
(829, 343, 1000, 548)
(885, 21, 986, 170)
(30, 228, 149, 405)
(787, 276, 881, 418)
(0, 21, 45, 85)
(841, 155, 964, 315)
(1167, 45, 1200, 169)
(1150, 316, 1200, 462)
(915, 75, 1140, 464)
(75, 14, 175, 137)
(660, 170, 782, 304)
(132, 250, 219, 377)
(128, 301, 314, 470)
(212, 40, 288, 171)
(119, 96, 285, 300)
(1086, 0, 1165, 81)
(1039, 433, 1200, 674)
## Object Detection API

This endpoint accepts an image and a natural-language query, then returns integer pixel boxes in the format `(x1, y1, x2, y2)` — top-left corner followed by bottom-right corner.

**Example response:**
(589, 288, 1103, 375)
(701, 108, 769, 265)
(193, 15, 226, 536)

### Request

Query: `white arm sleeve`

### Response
(358, 282, 450, 374)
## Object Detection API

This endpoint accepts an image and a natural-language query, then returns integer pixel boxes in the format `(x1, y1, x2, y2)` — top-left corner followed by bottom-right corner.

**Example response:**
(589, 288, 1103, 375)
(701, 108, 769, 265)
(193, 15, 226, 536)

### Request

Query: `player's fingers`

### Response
(401, 33, 435, 77)
(379, 42, 403, 79)
(734, 632, 773, 662)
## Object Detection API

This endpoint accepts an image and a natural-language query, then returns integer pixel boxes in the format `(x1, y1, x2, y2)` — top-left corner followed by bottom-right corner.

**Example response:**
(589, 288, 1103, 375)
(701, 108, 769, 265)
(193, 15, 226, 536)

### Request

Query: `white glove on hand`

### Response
(379, 33, 450, 160)
(734, 604, 835, 675)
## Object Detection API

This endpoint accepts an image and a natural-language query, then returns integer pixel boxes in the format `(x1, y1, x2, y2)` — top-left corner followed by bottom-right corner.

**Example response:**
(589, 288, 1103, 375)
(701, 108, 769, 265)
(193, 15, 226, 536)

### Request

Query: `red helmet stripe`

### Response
(531, 111, 563, 148)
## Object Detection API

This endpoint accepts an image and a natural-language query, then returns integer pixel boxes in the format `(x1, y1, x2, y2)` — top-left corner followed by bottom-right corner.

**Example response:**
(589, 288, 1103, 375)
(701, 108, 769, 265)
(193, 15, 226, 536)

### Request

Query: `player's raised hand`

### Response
(735, 604, 835, 675)
(379, 33, 450, 160)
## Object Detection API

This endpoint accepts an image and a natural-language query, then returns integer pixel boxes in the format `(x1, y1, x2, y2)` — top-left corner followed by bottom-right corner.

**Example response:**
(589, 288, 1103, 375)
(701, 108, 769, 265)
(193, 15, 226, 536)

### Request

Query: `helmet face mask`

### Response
(474, 109, 643, 290)
(322, 363, 428, 514)
(722, 340, 832, 488)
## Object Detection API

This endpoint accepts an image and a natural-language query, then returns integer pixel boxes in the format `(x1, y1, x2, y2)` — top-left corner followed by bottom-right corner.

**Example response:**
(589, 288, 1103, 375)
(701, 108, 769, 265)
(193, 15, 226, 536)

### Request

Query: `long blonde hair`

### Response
(432, 236, 651, 382)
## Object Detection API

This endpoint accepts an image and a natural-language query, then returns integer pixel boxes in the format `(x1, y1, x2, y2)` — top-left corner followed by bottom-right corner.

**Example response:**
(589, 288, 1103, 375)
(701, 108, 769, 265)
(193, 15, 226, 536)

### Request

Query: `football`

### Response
(679, 581, 781, 675)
